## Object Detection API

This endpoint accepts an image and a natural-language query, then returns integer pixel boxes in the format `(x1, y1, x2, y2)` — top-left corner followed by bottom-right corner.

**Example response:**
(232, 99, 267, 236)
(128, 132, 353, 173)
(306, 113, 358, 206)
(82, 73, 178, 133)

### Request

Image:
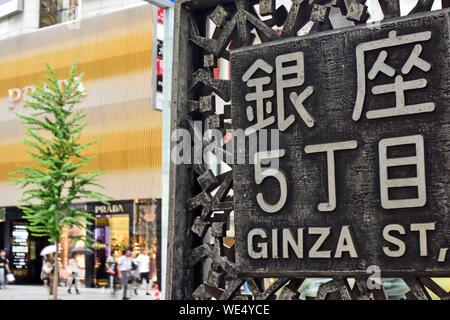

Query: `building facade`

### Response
(0, 0, 163, 287)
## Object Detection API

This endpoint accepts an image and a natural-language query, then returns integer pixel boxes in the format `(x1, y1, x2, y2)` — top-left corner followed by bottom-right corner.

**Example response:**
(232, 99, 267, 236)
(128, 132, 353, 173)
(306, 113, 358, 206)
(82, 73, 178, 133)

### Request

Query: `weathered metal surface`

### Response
(379, 0, 400, 19)
(409, 0, 434, 15)
(403, 277, 431, 300)
(197, 169, 219, 191)
(315, 278, 352, 300)
(210, 4, 231, 26)
(192, 216, 211, 237)
(167, 0, 450, 300)
(232, 10, 450, 277)
(347, 1, 369, 23)
(331, 0, 347, 16)
(192, 283, 224, 299)
(277, 278, 304, 300)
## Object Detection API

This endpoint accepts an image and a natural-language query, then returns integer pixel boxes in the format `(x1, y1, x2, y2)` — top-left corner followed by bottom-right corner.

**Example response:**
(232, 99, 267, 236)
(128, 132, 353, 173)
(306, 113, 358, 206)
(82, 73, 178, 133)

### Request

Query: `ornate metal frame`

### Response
(166, 0, 450, 300)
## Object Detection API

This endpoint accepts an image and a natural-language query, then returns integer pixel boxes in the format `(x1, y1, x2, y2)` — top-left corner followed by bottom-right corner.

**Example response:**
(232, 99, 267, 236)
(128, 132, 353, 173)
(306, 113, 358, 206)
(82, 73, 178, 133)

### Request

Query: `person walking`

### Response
(106, 250, 118, 295)
(42, 253, 55, 295)
(130, 251, 140, 295)
(67, 254, 81, 294)
(0, 250, 11, 289)
(136, 248, 152, 295)
(40, 256, 49, 289)
(117, 249, 132, 300)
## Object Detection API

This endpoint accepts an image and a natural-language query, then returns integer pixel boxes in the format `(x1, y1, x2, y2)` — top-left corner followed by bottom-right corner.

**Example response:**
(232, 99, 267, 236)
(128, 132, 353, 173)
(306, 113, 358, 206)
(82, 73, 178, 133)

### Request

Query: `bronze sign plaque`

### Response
(231, 10, 449, 277)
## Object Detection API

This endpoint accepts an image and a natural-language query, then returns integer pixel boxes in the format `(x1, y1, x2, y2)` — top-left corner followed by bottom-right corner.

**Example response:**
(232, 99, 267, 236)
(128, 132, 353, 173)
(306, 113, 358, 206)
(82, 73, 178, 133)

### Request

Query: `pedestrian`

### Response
(136, 248, 152, 295)
(105, 250, 118, 295)
(40, 256, 49, 289)
(0, 250, 11, 289)
(117, 249, 132, 300)
(67, 254, 81, 294)
(130, 251, 140, 295)
(42, 253, 55, 295)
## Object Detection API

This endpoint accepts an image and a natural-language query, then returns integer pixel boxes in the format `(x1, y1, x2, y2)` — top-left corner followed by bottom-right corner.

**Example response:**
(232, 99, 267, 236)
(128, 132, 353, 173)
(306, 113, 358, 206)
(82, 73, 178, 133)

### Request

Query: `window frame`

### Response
(39, 0, 81, 29)
(0, 0, 23, 20)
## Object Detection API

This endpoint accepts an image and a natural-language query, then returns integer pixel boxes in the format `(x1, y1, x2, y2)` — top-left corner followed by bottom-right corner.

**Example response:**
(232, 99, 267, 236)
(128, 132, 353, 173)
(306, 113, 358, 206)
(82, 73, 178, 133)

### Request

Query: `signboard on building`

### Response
(11, 222, 28, 274)
(231, 10, 449, 277)
(157, 7, 164, 23)
(155, 13, 164, 111)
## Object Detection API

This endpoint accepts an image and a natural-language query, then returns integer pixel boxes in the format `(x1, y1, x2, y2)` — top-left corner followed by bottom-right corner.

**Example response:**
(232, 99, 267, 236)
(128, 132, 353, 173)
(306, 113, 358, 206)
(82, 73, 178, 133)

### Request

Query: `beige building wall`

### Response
(0, 4, 161, 206)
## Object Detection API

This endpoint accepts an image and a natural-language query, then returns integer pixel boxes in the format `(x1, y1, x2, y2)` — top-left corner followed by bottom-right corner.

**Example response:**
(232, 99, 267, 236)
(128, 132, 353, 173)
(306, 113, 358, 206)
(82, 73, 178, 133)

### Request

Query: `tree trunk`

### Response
(53, 241, 59, 300)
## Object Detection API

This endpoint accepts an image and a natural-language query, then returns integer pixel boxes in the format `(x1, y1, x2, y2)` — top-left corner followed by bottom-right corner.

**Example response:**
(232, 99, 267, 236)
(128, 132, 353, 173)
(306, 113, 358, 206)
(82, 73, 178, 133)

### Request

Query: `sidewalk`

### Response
(0, 284, 161, 300)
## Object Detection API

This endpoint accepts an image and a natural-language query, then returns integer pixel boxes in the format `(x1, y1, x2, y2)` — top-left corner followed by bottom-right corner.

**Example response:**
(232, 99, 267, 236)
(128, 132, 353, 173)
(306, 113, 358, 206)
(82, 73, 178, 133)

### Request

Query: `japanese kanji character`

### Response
(378, 134, 426, 209)
(242, 59, 275, 136)
(276, 52, 315, 131)
(304, 140, 358, 212)
(353, 30, 435, 121)
(242, 52, 315, 135)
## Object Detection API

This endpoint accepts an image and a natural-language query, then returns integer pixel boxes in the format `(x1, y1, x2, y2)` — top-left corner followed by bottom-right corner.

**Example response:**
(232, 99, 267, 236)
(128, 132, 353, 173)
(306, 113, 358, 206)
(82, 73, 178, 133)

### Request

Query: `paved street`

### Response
(0, 284, 161, 300)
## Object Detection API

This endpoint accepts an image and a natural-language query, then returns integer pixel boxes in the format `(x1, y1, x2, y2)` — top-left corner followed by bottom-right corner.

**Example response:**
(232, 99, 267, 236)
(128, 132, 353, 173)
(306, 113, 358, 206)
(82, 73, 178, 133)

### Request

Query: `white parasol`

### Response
(40, 245, 62, 256)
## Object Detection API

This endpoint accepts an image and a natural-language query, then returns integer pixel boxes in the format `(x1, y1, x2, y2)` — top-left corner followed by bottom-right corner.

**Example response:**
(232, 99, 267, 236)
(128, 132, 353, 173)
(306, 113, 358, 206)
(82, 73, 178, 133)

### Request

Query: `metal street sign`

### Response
(231, 10, 449, 277)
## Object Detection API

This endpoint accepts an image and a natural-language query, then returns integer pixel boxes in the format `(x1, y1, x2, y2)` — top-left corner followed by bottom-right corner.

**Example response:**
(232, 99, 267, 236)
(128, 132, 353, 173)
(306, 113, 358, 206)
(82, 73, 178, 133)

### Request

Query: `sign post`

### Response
(167, 0, 450, 299)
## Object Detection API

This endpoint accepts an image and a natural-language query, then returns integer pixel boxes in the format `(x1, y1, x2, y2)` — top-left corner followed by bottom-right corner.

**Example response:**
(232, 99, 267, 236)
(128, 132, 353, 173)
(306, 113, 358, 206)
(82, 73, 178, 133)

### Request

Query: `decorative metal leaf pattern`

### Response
(171, 0, 450, 300)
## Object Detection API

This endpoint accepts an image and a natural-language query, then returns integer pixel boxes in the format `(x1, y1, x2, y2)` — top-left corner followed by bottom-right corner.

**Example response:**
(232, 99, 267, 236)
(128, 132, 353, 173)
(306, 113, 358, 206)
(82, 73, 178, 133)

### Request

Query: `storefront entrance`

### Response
(6, 213, 50, 284)
(85, 201, 133, 287)
(84, 199, 161, 288)
(92, 213, 130, 287)
(27, 235, 50, 284)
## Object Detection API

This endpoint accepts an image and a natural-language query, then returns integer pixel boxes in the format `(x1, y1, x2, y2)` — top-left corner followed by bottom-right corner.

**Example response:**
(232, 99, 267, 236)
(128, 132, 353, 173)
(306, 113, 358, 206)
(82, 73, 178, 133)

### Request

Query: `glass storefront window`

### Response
(90, 202, 132, 287)
(93, 214, 130, 287)
(110, 214, 130, 252)
(133, 199, 160, 282)
(82, 200, 161, 288)
(60, 225, 86, 283)
(39, 0, 78, 28)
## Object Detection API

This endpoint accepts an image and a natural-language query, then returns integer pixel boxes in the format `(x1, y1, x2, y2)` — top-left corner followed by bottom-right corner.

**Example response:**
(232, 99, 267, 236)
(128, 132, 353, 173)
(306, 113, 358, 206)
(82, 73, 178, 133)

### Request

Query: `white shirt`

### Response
(136, 254, 150, 273)
(118, 255, 132, 271)
(68, 258, 80, 275)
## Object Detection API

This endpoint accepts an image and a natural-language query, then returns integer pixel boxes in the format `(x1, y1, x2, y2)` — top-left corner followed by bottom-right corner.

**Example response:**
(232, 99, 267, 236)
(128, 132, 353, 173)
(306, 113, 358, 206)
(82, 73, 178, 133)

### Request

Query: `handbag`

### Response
(6, 273, 15, 283)
(42, 263, 53, 274)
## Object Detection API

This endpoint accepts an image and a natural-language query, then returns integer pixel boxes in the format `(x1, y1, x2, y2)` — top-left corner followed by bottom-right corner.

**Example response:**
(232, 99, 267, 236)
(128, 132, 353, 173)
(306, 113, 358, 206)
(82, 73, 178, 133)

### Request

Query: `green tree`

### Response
(11, 61, 109, 300)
